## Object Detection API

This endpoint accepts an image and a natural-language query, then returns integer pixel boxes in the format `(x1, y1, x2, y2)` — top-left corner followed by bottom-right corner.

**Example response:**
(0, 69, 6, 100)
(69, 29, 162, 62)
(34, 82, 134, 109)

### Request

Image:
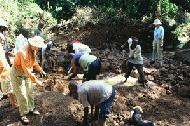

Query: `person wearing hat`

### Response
(68, 53, 101, 82)
(10, 36, 46, 124)
(151, 19, 164, 66)
(124, 37, 146, 85)
(68, 80, 116, 126)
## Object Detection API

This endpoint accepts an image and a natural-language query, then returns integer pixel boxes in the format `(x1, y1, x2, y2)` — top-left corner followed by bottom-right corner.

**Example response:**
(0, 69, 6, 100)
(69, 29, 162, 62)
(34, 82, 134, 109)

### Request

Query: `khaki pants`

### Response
(152, 40, 163, 66)
(0, 77, 13, 95)
(10, 67, 34, 116)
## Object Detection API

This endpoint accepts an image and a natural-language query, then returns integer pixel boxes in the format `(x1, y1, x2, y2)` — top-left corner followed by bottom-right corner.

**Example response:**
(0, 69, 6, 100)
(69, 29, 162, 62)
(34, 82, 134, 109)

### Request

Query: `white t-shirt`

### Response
(77, 80, 113, 108)
(14, 34, 28, 54)
(128, 45, 143, 64)
(73, 43, 91, 54)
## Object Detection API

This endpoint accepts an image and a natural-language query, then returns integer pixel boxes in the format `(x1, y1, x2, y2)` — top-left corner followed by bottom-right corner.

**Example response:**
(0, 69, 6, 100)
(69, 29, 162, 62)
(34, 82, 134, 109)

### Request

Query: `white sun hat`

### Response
(0, 18, 8, 28)
(153, 19, 162, 25)
(28, 36, 46, 48)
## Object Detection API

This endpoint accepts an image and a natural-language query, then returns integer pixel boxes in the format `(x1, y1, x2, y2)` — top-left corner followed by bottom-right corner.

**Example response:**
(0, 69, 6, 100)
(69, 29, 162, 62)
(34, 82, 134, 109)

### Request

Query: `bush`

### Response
(0, 0, 56, 44)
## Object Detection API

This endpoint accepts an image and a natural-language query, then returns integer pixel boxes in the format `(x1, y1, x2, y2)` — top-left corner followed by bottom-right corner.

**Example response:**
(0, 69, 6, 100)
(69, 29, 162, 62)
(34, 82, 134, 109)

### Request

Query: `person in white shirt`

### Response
(124, 37, 146, 85)
(68, 80, 115, 126)
(66, 40, 91, 55)
(14, 28, 29, 54)
(151, 19, 164, 66)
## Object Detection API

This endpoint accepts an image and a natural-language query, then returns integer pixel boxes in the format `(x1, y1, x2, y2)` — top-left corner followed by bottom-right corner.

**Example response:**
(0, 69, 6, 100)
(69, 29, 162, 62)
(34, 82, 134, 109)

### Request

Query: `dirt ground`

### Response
(1, 24, 190, 126)
(1, 60, 190, 126)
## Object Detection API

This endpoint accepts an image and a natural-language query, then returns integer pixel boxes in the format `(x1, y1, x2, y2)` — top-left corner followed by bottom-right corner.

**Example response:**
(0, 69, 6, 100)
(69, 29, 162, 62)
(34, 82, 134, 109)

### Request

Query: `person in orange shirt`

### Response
(0, 44, 17, 109)
(10, 36, 46, 124)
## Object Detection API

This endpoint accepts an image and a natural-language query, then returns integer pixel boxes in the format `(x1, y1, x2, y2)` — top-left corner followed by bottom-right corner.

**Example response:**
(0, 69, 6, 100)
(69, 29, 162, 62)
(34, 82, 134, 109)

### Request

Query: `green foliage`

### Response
(0, 0, 56, 44)
(35, 0, 77, 22)
(162, 0, 178, 17)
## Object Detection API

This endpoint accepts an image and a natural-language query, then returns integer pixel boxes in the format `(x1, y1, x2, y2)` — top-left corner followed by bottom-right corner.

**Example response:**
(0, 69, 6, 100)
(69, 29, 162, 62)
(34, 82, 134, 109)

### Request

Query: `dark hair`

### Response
(131, 37, 139, 50)
(68, 81, 78, 96)
(19, 28, 29, 38)
(38, 20, 44, 29)
(66, 43, 74, 53)
(0, 26, 8, 32)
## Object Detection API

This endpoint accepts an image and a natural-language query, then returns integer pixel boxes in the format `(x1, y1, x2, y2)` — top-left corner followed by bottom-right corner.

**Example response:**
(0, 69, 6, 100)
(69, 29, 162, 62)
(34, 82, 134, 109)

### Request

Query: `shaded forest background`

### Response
(1, 0, 190, 51)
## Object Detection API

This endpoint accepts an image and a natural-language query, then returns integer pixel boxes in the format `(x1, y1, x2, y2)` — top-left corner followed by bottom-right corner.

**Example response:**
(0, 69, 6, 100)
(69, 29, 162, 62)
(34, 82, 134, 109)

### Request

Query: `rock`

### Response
(101, 62, 111, 71)
(119, 121, 125, 125)
(177, 86, 190, 97)
(147, 75, 154, 81)
(168, 74, 175, 80)
(113, 121, 119, 126)
(166, 90, 172, 95)
(177, 75, 184, 81)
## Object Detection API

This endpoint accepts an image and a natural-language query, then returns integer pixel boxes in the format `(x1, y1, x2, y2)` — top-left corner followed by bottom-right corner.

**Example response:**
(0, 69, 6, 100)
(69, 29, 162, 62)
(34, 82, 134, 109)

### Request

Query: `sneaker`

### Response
(28, 109, 40, 115)
(20, 116, 29, 125)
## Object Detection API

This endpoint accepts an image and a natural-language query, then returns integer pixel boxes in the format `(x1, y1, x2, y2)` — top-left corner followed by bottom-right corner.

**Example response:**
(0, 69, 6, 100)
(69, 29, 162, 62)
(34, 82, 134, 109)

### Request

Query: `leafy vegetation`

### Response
(0, 0, 56, 44)
(1, 0, 190, 47)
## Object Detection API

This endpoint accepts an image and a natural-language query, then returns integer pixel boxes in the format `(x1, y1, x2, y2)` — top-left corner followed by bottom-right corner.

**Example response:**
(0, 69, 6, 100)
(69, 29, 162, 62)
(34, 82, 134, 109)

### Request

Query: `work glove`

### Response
(36, 80, 44, 87)
(40, 71, 47, 78)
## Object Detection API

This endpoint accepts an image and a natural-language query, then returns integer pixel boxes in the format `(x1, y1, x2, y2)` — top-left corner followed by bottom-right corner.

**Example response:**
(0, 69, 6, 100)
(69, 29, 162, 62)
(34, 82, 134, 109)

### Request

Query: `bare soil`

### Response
(1, 24, 190, 126)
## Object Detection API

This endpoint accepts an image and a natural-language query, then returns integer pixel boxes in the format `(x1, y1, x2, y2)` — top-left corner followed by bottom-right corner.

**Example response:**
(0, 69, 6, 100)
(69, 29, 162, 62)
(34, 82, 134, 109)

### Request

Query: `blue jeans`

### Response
(99, 87, 115, 119)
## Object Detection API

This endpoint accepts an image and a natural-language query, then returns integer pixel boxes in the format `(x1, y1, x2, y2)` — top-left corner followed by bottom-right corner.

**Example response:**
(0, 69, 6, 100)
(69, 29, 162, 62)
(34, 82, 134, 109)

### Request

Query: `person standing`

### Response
(34, 19, 46, 68)
(0, 18, 11, 65)
(68, 80, 115, 126)
(151, 19, 164, 66)
(14, 28, 29, 54)
(10, 36, 46, 124)
(0, 43, 17, 109)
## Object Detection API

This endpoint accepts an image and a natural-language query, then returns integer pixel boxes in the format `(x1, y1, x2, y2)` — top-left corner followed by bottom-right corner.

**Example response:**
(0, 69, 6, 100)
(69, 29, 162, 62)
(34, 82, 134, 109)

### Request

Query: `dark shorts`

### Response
(99, 87, 115, 119)
(84, 58, 101, 81)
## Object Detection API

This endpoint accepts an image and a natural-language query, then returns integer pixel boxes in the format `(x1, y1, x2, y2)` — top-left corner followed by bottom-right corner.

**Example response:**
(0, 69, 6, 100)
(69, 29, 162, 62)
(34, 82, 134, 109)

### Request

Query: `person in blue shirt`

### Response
(68, 53, 101, 81)
(151, 19, 164, 66)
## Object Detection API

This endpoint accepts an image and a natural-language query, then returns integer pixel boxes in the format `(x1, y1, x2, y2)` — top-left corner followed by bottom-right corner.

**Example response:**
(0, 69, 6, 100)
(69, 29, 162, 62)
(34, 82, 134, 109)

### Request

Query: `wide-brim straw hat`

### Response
(28, 36, 46, 48)
(153, 19, 162, 25)
(0, 18, 8, 28)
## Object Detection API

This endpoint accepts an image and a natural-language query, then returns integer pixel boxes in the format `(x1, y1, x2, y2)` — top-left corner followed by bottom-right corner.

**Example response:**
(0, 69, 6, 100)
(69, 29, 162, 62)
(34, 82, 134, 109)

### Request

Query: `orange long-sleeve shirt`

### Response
(0, 60, 10, 80)
(13, 46, 43, 82)
(0, 44, 10, 80)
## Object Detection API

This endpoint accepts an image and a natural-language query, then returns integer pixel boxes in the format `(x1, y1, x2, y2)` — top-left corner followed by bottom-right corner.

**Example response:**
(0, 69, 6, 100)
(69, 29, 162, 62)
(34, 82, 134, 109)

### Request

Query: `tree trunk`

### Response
(155, 0, 161, 19)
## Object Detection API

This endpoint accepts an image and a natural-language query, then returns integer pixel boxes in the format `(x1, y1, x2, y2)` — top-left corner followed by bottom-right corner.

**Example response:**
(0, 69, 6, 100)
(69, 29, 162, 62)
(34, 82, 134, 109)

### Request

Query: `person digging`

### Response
(68, 80, 116, 126)
(123, 37, 147, 86)
(67, 53, 101, 82)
